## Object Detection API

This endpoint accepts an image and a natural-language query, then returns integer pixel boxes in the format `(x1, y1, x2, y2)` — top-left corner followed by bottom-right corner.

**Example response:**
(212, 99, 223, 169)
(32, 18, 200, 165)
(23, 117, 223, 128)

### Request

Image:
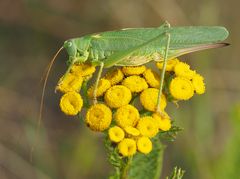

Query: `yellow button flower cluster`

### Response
(85, 66, 172, 157)
(156, 59, 206, 101)
(56, 63, 96, 115)
(56, 58, 206, 158)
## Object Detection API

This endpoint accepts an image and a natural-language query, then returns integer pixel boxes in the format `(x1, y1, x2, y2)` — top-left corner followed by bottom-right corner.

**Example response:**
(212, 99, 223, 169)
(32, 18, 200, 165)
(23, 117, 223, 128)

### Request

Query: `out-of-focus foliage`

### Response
(212, 104, 240, 179)
(0, 0, 239, 179)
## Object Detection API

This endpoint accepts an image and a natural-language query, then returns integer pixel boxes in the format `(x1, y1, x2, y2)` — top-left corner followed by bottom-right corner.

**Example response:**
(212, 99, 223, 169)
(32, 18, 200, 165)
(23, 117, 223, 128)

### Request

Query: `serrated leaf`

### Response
(159, 125, 183, 142)
(127, 138, 165, 179)
(104, 135, 126, 179)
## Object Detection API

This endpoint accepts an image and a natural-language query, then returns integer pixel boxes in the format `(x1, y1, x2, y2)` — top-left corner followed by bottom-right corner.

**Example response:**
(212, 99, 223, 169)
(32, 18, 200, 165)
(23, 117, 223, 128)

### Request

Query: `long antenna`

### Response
(30, 46, 64, 161)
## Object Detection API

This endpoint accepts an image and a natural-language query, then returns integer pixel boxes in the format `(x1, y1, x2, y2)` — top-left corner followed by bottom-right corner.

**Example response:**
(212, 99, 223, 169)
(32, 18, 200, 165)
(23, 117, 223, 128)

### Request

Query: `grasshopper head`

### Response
(64, 40, 77, 58)
(64, 36, 91, 63)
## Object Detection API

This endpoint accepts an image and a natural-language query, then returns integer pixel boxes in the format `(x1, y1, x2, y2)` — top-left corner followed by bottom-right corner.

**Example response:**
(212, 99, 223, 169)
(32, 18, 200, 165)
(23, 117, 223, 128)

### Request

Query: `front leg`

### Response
(93, 62, 104, 104)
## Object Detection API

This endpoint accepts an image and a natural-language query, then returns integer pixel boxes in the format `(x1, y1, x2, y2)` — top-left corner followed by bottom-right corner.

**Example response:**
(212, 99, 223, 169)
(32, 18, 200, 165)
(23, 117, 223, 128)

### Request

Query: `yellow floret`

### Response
(104, 85, 132, 108)
(56, 73, 83, 93)
(124, 126, 140, 137)
(140, 88, 167, 112)
(87, 79, 111, 98)
(60, 91, 83, 115)
(137, 116, 159, 138)
(104, 68, 124, 85)
(156, 58, 179, 71)
(71, 63, 96, 76)
(174, 62, 195, 79)
(152, 112, 171, 131)
(85, 104, 112, 132)
(122, 65, 146, 76)
(118, 138, 137, 157)
(108, 126, 125, 143)
(115, 105, 139, 128)
(143, 69, 160, 88)
(122, 75, 148, 93)
(137, 137, 152, 154)
(169, 77, 194, 100)
(192, 74, 206, 94)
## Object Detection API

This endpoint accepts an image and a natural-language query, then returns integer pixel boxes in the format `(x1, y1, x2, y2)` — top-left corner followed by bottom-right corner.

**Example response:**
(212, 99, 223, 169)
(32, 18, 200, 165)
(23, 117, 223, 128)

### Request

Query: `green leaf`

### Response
(104, 135, 126, 179)
(158, 125, 183, 142)
(127, 138, 165, 179)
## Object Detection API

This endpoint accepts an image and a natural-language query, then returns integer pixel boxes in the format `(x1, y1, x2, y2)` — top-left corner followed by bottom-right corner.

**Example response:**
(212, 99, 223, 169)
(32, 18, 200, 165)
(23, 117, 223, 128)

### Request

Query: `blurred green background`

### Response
(0, 0, 239, 178)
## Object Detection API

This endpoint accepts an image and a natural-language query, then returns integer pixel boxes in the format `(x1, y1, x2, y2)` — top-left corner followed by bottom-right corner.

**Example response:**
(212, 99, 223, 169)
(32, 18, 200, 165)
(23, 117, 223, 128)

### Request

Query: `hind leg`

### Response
(93, 62, 104, 104)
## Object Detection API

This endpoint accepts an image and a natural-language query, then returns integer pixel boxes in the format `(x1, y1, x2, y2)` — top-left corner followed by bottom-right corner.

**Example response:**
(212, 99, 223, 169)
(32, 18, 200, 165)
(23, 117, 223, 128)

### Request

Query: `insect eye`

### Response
(63, 41, 73, 49)
(63, 40, 77, 57)
(64, 41, 72, 48)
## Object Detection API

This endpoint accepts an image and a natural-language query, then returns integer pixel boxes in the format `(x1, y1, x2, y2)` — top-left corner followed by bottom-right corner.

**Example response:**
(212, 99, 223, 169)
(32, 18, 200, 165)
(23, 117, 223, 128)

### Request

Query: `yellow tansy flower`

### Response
(122, 65, 146, 76)
(140, 88, 167, 112)
(152, 112, 171, 131)
(56, 73, 83, 93)
(71, 63, 96, 76)
(85, 104, 112, 132)
(143, 69, 160, 88)
(104, 85, 132, 108)
(156, 58, 179, 71)
(88, 79, 111, 98)
(108, 126, 125, 143)
(192, 74, 205, 94)
(60, 91, 83, 115)
(137, 137, 152, 154)
(104, 68, 124, 85)
(174, 62, 195, 79)
(137, 116, 159, 138)
(122, 75, 148, 93)
(115, 105, 139, 128)
(169, 77, 194, 100)
(118, 138, 137, 157)
(124, 126, 140, 137)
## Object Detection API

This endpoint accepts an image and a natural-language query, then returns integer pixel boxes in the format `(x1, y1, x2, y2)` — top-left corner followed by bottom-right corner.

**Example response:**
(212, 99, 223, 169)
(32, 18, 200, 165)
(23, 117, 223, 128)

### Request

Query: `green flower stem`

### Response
(82, 80, 90, 108)
(121, 156, 133, 179)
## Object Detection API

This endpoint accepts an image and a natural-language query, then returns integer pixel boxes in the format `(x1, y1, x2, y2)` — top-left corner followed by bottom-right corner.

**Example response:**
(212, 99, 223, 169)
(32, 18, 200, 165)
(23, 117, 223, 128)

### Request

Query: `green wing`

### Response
(164, 26, 229, 60)
(103, 32, 168, 67)
(102, 26, 229, 67)
(70, 25, 229, 66)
